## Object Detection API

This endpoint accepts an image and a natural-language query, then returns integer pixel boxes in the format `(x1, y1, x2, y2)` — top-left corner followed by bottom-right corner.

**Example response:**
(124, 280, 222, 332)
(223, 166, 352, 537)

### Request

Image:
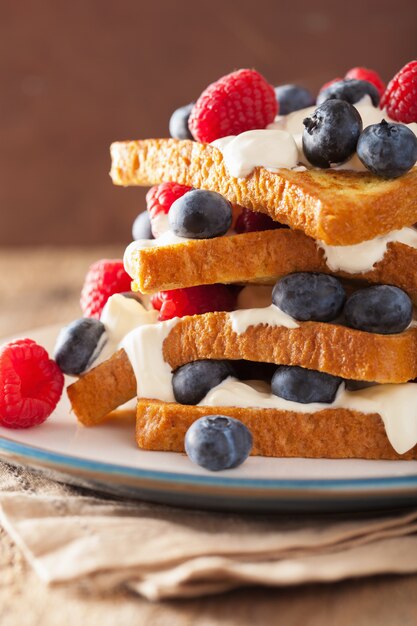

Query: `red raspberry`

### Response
(235, 208, 285, 233)
(381, 61, 417, 123)
(318, 77, 342, 94)
(151, 285, 238, 321)
(146, 182, 192, 237)
(80, 259, 132, 319)
(188, 69, 277, 143)
(345, 67, 385, 98)
(0, 339, 64, 428)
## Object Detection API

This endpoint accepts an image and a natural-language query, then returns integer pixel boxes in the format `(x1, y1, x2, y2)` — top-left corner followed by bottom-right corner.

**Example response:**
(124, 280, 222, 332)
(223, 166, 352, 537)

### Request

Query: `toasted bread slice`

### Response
(136, 399, 417, 460)
(129, 228, 417, 302)
(110, 139, 417, 245)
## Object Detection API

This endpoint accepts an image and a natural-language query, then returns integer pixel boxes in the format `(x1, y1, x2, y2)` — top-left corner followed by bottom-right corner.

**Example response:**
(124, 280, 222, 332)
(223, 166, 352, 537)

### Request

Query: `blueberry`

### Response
(317, 78, 380, 107)
(54, 318, 106, 376)
(172, 359, 236, 405)
(185, 415, 253, 471)
(169, 103, 194, 140)
(274, 84, 315, 115)
(303, 100, 363, 168)
(344, 285, 413, 334)
(132, 211, 154, 240)
(169, 189, 232, 239)
(357, 120, 417, 178)
(272, 272, 345, 322)
(271, 366, 342, 404)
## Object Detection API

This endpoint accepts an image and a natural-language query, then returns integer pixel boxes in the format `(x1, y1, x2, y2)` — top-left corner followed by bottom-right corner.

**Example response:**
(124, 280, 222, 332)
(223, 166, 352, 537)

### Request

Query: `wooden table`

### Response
(1, 246, 416, 625)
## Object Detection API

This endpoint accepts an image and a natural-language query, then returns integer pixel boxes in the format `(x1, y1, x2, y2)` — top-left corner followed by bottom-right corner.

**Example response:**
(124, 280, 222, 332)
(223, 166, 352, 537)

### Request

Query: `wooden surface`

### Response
(0, 246, 417, 624)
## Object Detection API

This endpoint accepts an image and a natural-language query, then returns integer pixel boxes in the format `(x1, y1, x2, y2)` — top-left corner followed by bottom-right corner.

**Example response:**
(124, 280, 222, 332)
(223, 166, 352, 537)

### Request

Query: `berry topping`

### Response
(344, 285, 412, 334)
(318, 77, 343, 94)
(302, 100, 362, 168)
(80, 259, 132, 320)
(146, 182, 192, 237)
(169, 103, 194, 140)
(381, 60, 417, 123)
(185, 415, 252, 471)
(0, 339, 64, 428)
(188, 69, 277, 143)
(169, 189, 232, 239)
(172, 360, 236, 405)
(317, 78, 380, 107)
(345, 67, 385, 98)
(54, 318, 106, 376)
(357, 120, 417, 178)
(272, 272, 346, 322)
(151, 284, 238, 321)
(272, 365, 342, 404)
(234, 208, 285, 233)
(274, 84, 315, 115)
(132, 211, 154, 240)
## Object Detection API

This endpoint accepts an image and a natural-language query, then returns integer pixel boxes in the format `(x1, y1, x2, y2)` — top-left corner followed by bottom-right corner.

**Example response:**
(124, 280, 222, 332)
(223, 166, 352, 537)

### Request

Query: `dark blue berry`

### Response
(272, 272, 345, 322)
(317, 79, 380, 107)
(344, 285, 412, 334)
(169, 103, 194, 140)
(185, 415, 253, 471)
(169, 189, 232, 239)
(132, 211, 154, 240)
(303, 100, 362, 168)
(357, 120, 417, 178)
(172, 360, 236, 405)
(54, 319, 106, 376)
(271, 366, 342, 404)
(274, 84, 315, 115)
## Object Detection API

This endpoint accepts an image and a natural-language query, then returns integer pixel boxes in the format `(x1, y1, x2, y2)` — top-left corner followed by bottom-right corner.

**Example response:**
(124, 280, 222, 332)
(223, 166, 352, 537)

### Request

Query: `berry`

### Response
(381, 61, 417, 123)
(151, 284, 238, 321)
(169, 103, 194, 140)
(188, 69, 277, 143)
(344, 285, 412, 334)
(272, 272, 346, 322)
(54, 318, 106, 376)
(0, 339, 64, 428)
(185, 415, 252, 471)
(318, 77, 343, 94)
(303, 100, 362, 168)
(172, 360, 236, 405)
(235, 208, 285, 233)
(357, 120, 417, 178)
(272, 365, 342, 404)
(345, 67, 385, 98)
(317, 79, 380, 107)
(169, 189, 232, 239)
(80, 259, 132, 319)
(146, 182, 192, 237)
(132, 211, 154, 240)
(274, 84, 315, 115)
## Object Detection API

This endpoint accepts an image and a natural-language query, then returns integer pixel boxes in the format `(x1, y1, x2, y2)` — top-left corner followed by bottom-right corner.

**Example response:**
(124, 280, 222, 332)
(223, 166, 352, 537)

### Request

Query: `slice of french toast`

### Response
(136, 399, 417, 460)
(128, 228, 417, 302)
(110, 138, 417, 246)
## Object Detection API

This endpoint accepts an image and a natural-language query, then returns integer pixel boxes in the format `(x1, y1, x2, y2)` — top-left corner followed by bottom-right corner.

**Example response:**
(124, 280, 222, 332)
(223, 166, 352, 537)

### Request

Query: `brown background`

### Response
(1, 0, 417, 246)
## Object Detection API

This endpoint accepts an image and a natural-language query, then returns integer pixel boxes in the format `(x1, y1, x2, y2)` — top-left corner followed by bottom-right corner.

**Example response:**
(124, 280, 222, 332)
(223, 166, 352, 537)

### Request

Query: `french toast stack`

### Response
(64, 66, 417, 463)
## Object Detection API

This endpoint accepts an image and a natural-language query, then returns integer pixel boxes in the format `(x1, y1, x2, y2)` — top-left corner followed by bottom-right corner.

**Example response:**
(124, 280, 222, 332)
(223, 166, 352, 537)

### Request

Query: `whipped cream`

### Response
(229, 304, 299, 334)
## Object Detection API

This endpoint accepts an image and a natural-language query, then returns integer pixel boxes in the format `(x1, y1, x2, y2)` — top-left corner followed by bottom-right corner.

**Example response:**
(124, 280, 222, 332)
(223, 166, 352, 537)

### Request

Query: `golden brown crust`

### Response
(110, 139, 417, 245)
(163, 312, 417, 383)
(130, 228, 417, 303)
(136, 399, 417, 460)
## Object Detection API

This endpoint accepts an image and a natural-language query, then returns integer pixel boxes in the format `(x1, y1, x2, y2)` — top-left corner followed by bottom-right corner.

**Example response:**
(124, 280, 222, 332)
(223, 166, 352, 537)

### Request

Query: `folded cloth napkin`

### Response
(1, 461, 417, 601)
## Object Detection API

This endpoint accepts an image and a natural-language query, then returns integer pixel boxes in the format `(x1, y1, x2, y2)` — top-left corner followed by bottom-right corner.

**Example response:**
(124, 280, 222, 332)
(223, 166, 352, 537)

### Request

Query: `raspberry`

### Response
(151, 285, 238, 321)
(188, 69, 277, 143)
(146, 182, 192, 237)
(80, 259, 132, 319)
(318, 77, 342, 94)
(345, 67, 385, 98)
(381, 61, 417, 123)
(235, 208, 285, 233)
(0, 339, 64, 428)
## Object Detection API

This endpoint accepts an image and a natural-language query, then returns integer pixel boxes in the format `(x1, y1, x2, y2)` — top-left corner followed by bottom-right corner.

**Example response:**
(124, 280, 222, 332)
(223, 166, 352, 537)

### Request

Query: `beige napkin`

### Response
(1, 461, 417, 601)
